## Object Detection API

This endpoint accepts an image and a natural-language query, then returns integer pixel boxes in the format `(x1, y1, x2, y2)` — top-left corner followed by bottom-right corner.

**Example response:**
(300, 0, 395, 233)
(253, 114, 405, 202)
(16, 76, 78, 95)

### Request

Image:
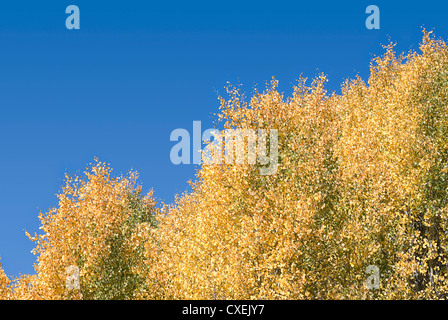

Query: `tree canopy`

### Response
(2, 31, 448, 299)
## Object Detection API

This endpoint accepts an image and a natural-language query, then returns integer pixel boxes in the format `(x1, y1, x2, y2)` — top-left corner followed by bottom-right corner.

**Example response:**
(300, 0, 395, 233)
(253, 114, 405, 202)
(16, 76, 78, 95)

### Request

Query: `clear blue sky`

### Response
(0, 0, 447, 278)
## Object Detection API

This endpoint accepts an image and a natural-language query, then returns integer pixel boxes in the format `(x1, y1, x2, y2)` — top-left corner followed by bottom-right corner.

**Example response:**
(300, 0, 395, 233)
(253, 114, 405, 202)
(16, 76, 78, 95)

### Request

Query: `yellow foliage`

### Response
(0, 260, 11, 300)
(148, 30, 448, 299)
(8, 160, 157, 299)
(4, 30, 448, 299)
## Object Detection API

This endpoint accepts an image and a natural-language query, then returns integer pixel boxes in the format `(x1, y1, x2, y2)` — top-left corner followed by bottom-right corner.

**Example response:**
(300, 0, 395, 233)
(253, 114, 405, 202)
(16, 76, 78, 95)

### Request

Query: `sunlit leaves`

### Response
(3, 31, 448, 300)
(150, 31, 448, 300)
(5, 161, 157, 300)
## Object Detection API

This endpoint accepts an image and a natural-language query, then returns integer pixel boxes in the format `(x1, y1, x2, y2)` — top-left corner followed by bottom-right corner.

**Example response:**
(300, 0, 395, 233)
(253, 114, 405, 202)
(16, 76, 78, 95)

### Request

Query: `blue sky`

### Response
(0, 0, 447, 277)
